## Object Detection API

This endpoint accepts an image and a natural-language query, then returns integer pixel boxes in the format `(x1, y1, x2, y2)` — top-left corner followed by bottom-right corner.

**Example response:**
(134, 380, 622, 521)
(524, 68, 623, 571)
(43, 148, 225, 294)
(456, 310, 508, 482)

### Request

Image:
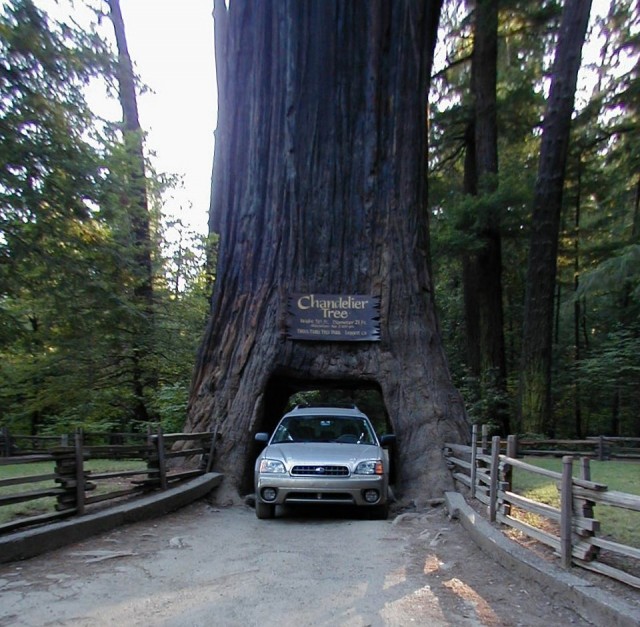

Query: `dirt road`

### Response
(0, 501, 592, 626)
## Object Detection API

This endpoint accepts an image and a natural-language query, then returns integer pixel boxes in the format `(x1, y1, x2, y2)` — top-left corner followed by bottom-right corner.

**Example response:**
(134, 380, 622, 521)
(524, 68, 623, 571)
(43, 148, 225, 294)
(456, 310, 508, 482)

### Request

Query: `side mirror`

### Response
(380, 434, 396, 447)
(255, 432, 270, 443)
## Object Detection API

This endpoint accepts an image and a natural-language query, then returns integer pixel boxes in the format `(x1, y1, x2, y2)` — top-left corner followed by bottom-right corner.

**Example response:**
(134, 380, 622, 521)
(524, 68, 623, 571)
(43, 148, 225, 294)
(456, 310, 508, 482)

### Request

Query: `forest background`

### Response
(0, 0, 638, 440)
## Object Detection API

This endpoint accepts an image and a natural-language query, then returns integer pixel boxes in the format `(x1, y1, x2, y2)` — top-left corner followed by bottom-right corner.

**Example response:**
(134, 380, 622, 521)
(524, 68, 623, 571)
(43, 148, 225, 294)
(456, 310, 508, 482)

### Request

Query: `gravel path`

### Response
(0, 501, 593, 626)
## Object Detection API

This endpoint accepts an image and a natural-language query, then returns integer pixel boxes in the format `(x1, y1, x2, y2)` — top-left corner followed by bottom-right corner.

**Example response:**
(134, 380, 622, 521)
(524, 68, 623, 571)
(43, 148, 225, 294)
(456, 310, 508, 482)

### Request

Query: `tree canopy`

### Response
(0, 0, 210, 435)
(430, 0, 639, 437)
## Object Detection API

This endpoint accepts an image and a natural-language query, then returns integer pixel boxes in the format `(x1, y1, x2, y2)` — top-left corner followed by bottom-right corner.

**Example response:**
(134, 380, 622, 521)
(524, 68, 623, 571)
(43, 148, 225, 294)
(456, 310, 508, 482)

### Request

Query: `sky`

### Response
(113, 0, 217, 236)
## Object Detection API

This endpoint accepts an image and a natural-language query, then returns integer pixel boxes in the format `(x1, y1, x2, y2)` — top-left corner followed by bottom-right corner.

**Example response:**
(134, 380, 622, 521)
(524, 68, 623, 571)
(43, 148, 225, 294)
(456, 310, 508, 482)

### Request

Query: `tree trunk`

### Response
(462, 0, 508, 432)
(573, 157, 583, 438)
(462, 123, 481, 375)
(517, 0, 592, 435)
(633, 176, 640, 241)
(186, 0, 468, 503)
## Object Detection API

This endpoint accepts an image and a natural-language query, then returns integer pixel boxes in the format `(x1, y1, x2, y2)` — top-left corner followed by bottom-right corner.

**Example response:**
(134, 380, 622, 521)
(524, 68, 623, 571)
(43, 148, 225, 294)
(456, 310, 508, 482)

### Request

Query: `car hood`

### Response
(262, 442, 380, 467)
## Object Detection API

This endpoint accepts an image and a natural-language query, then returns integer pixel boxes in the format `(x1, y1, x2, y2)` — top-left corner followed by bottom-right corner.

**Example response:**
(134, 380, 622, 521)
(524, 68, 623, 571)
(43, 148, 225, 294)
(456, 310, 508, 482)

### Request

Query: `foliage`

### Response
(431, 0, 640, 437)
(0, 0, 209, 437)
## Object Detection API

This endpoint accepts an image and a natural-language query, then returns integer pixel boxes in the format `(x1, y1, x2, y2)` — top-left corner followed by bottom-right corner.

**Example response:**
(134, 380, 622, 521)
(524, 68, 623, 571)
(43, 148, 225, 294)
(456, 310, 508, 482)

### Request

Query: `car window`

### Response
(271, 420, 294, 443)
(271, 415, 376, 444)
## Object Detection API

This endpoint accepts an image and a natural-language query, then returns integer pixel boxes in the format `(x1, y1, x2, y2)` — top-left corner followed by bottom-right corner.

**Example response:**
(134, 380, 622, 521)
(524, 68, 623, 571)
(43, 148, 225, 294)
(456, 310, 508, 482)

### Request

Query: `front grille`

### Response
(291, 465, 349, 477)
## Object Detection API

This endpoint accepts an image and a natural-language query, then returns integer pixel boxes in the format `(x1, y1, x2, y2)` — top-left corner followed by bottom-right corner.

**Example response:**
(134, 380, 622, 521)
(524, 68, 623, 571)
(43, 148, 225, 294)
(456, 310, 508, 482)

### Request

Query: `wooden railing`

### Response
(457, 425, 640, 461)
(518, 436, 640, 460)
(0, 428, 216, 535)
(444, 426, 640, 589)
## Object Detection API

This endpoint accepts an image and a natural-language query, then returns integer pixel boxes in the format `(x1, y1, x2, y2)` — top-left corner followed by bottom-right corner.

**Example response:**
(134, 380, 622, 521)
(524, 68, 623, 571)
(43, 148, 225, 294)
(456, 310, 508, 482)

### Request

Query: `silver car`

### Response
(254, 406, 395, 519)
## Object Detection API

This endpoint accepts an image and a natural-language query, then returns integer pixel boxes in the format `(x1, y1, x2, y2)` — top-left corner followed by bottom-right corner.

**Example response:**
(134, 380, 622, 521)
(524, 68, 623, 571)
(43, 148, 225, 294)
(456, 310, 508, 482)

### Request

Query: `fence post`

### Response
(481, 424, 489, 454)
(74, 428, 86, 516)
(52, 443, 79, 514)
(560, 455, 574, 569)
(488, 435, 500, 522)
(156, 426, 168, 490)
(579, 457, 593, 518)
(145, 426, 158, 489)
(470, 424, 478, 500)
(598, 435, 605, 461)
(204, 426, 218, 474)
(1, 426, 11, 457)
(502, 434, 517, 516)
(577, 456, 599, 561)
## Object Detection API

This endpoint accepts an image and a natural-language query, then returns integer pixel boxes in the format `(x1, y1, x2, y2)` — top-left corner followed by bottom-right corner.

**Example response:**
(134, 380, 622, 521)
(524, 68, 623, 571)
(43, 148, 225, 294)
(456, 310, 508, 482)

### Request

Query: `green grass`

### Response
(512, 457, 640, 547)
(0, 459, 147, 526)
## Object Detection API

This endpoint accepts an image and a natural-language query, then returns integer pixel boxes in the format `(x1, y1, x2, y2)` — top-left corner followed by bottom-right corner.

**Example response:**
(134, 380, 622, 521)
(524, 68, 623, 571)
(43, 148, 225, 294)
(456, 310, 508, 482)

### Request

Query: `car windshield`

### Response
(271, 415, 376, 445)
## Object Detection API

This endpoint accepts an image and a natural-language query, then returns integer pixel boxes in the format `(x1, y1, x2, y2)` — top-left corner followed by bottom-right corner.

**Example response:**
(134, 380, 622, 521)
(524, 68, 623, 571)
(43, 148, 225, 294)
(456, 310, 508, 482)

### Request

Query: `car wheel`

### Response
(255, 500, 275, 519)
(369, 502, 389, 520)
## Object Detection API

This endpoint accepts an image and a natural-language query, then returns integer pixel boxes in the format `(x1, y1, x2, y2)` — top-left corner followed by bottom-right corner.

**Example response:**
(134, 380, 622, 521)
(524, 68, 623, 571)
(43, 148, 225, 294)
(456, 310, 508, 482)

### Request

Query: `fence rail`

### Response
(445, 426, 640, 590)
(0, 427, 216, 535)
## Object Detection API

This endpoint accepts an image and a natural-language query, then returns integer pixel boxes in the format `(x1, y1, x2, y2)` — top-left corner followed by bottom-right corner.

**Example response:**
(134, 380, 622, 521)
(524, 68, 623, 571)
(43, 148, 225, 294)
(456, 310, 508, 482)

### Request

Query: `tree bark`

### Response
(187, 0, 468, 503)
(518, 0, 592, 435)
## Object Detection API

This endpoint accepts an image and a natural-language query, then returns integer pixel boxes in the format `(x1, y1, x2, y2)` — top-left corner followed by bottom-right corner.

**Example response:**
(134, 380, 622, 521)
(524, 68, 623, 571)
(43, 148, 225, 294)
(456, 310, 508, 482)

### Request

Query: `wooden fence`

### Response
(0, 427, 216, 535)
(444, 426, 640, 589)
(458, 425, 640, 461)
(518, 436, 640, 460)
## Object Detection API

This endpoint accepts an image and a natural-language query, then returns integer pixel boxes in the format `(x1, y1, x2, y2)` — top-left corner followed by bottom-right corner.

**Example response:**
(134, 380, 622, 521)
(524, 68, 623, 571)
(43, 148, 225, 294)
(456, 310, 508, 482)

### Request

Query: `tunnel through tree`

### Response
(184, 0, 469, 503)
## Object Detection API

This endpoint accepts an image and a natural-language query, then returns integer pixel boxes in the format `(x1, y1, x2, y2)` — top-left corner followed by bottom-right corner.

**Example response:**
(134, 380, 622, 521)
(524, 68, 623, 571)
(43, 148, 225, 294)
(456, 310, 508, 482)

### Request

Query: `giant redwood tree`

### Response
(185, 0, 468, 502)
(518, 0, 592, 435)
(461, 0, 507, 432)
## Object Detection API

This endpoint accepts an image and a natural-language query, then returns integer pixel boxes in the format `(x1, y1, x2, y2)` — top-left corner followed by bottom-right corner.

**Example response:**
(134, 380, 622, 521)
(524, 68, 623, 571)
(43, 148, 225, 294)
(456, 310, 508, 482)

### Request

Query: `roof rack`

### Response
(295, 402, 359, 410)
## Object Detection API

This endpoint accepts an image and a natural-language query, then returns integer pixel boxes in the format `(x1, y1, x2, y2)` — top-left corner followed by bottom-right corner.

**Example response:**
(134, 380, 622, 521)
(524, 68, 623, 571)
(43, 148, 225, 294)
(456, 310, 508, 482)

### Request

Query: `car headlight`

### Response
(259, 458, 286, 474)
(355, 460, 383, 475)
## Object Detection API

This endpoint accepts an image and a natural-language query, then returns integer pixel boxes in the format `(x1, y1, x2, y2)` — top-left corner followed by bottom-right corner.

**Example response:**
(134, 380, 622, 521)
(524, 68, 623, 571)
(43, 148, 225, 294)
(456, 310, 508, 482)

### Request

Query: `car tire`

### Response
(255, 500, 275, 519)
(370, 502, 389, 520)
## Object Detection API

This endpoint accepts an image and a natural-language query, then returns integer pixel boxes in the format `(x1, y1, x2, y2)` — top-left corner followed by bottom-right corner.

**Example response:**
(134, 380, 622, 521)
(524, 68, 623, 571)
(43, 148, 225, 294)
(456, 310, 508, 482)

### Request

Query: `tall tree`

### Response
(461, 0, 508, 431)
(107, 0, 156, 423)
(186, 0, 468, 502)
(517, 0, 592, 435)
(429, 0, 551, 429)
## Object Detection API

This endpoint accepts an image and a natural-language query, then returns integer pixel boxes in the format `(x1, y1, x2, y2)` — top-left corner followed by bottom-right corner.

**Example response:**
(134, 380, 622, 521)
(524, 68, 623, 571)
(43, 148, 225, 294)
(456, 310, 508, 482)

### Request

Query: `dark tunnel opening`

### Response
(240, 374, 395, 496)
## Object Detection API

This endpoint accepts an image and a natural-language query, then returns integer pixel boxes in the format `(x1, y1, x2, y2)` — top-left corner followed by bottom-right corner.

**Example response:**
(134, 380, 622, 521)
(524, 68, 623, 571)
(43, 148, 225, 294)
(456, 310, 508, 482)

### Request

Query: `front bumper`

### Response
(255, 473, 388, 506)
